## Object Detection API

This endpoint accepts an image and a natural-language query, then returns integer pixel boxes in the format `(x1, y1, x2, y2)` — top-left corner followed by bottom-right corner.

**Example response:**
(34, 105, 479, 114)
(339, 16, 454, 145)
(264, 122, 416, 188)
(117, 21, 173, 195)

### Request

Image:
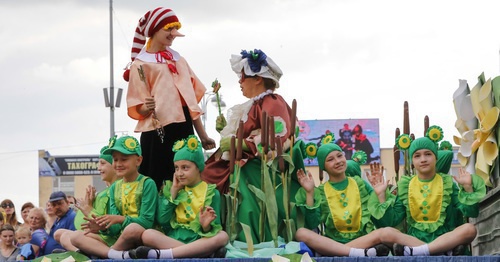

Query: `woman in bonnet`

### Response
(202, 49, 301, 243)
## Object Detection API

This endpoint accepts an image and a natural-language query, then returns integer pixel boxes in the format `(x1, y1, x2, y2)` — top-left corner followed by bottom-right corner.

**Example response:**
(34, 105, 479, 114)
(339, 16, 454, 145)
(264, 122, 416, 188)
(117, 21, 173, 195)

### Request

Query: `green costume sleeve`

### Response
(157, 181, 177, 232)
(367, 179, 404, 228)
(106, 182, 123, 236)
(74, 189, 109, 230)
(122, 177, 158, 230)
(93, 189, 110, 216)
(457, 174, 486, 205)
(452, 174, 485, 219)
(362, 179, 374, 194)
(295, 187, 321, 230)
(189, 184, 223, 237)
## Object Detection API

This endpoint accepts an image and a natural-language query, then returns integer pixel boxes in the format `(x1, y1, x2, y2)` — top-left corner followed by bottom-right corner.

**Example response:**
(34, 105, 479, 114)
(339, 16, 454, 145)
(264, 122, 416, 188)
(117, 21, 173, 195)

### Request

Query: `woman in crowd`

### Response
(27, 208, 49, 257)
(0, 200, 20, 230)
(19, 203, 35, 228)
(0, 224, 19, 261)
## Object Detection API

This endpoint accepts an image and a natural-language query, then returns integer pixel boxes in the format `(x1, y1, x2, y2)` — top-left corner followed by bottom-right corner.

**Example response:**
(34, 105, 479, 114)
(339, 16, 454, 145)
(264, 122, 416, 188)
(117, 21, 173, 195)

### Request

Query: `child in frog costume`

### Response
(129, 135, 228, 259)
(56, 144, 119, 253)
(368, 126, 486, 256)
(295, 142, 392, 257)
(71, 135, 158, 259)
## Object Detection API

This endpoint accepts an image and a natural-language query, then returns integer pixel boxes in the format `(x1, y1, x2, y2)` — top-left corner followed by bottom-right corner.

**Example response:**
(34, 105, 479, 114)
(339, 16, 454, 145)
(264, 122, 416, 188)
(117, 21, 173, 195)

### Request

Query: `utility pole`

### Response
(109, 0, 114, 138)
(103, 0, 122, 138)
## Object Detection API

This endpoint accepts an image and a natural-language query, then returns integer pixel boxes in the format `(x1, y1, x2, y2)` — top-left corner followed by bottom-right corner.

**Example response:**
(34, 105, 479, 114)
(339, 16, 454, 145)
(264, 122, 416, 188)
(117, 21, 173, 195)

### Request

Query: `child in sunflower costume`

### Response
(71, 135, 158, 259)
(56, 143, 119, 253)
(368, 126, 486, 256)
(128, 135, 229, 259)
(295, 142, 392, 257)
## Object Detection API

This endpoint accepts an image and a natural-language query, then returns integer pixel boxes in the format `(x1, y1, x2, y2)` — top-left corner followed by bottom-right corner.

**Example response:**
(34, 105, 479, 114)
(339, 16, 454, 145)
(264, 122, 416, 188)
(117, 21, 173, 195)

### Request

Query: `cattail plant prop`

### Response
(211, 78, 224, 117)
(137, 65, 165, 143)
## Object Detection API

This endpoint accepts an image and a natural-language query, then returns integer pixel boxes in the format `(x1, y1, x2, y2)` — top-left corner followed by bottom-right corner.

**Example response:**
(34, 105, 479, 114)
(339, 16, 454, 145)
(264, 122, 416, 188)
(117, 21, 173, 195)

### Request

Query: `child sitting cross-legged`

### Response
(295, 142, 393, 257)
(129, 135, 229, 259)
(72, 135, 158, 259)
(368, 127, 486, 256)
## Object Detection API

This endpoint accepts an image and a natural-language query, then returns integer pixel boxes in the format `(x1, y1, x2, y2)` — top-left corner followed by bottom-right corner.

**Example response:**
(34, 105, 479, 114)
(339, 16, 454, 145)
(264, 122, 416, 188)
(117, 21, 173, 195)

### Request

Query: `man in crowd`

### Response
(44, 191, 76, 254)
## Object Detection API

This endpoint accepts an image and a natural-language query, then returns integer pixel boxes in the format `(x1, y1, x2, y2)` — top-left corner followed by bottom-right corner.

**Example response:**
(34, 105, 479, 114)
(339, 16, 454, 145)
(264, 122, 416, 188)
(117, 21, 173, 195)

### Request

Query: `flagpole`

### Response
(109, 0, 115, 138)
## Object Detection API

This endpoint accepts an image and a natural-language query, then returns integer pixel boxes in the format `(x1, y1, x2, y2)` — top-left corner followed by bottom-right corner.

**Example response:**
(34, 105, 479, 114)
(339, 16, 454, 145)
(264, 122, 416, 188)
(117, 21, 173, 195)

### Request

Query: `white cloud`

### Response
(1, 0, 500, 208)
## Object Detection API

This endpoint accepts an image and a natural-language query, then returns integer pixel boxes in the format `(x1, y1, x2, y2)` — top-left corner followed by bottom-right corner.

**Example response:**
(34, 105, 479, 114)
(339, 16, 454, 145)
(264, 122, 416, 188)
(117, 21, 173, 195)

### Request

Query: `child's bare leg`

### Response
(142, 229, 184, 248)
(427, 223, 476, 255)
(171, 231, 229, 258)
(295, 228, 351, 256)
(346, 228, 387, 248)
(54, 229, 64, 243)
(56, 229, 77, 251)
(378, 227, 426, 246)
(111, 223, 145, 251)
(71, 231, 110, 258)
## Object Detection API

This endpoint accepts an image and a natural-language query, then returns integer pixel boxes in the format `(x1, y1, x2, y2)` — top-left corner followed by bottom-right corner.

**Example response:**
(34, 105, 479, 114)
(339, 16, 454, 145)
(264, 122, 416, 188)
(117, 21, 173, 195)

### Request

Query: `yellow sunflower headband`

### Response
(104, 135, 142, 156)
(173, 135, 205, 171)
(396, 125, 443, 158)
(303, 132, 336, 160)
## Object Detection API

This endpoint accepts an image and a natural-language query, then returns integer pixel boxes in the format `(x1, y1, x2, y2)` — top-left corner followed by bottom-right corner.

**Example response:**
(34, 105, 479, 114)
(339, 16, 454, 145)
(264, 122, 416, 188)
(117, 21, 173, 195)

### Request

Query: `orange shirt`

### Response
(126, 50, 206, 132)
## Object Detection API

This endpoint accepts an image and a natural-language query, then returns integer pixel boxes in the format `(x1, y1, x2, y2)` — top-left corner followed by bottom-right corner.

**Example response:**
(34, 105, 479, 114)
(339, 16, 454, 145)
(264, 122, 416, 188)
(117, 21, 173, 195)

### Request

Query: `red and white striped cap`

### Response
(131, 7, 182, 61)
(123, 7, 182, 81)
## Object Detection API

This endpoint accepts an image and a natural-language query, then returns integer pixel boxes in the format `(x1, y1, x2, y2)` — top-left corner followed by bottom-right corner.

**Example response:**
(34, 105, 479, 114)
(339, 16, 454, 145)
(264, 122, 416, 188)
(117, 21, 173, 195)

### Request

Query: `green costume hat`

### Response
(317, 143, 342, 171)
(439, 140, 453, 151)
(103, 135, 142, 156)
(173, 135, 205, 172)
(99, 146, 113, 164)
(398, 125, 443, 159)
(436, 150, 453, 174)
(346, 160, 361, 177)
(345, 150, 367, 177)
(409, 137, 438, 159)
(436, 139, 454, 173)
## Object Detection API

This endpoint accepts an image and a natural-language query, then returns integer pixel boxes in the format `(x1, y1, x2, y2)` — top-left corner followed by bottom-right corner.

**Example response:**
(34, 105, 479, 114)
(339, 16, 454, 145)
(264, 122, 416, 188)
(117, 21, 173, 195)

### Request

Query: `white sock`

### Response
(348, 247, 367, 257)
(365, 248, 377, 256)
(107, 249, 130, 259)
(157, 248, 173, 259)
(406, 244, 429, 256)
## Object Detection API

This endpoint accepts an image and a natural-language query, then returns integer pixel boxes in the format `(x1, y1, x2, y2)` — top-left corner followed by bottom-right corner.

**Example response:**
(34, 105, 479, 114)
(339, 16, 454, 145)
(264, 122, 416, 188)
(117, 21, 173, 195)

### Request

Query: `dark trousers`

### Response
(139, 106, 194, 190)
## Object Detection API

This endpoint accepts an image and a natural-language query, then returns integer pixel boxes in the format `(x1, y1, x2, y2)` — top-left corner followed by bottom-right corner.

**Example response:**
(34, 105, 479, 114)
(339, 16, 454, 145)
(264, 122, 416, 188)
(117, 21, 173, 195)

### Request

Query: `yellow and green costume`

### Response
(157, 180, 222, 243)
(368, 173, 486, 243)
(296, 176, 374, 244)
(102, 174, 158, 237)
(74, 187, 117, 246)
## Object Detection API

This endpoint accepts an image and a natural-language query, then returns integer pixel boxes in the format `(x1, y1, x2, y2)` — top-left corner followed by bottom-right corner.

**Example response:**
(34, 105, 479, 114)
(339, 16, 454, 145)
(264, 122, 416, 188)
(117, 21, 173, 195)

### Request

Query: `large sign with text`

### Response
(38, 150, 100, 176)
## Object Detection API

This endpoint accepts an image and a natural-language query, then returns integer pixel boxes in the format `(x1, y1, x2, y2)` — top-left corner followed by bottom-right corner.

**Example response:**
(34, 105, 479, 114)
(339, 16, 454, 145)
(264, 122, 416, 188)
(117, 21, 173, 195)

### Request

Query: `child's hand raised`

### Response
(76, 185, 96, 217)
(366, 162, 389, 198)
(199, 206, 216, 232)
(453, 167, 473, 192)
(297, 169, 315, 193)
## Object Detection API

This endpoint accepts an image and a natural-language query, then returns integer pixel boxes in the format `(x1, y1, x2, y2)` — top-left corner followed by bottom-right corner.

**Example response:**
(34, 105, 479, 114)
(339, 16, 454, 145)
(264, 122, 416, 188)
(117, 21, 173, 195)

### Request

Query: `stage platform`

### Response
(92, 256, 499, 262)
